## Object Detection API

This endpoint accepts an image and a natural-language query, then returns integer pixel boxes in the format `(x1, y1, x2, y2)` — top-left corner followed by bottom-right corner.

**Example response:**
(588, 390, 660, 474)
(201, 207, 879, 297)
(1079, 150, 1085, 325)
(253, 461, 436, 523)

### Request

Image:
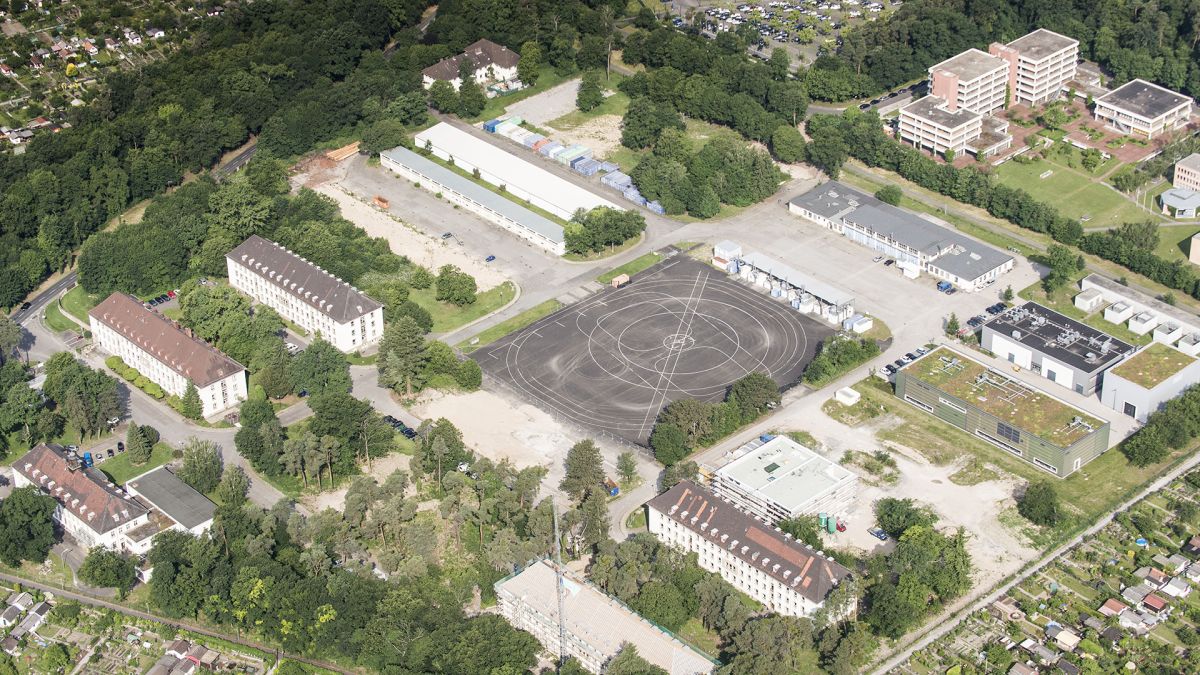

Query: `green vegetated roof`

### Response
(907, 347, 1104, 446)
(1110, 342, 1196, 389)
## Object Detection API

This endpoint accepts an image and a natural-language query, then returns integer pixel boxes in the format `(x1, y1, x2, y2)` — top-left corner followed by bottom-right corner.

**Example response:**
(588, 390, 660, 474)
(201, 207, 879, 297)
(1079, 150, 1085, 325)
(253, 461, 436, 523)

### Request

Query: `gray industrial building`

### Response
(981, 302, 1134, 396)
(896, 346, 1111, 476)
(788, 181, 1014, 291)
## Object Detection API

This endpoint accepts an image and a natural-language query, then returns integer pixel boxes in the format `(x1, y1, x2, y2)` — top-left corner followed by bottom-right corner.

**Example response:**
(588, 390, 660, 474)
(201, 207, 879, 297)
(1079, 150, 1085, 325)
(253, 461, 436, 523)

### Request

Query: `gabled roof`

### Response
(227, 235, 381, 324)
(648, 480, 850, 605)
(14, 444, 148, 535)
(422, 39, 519, 81)
(89, 293, 244, 387)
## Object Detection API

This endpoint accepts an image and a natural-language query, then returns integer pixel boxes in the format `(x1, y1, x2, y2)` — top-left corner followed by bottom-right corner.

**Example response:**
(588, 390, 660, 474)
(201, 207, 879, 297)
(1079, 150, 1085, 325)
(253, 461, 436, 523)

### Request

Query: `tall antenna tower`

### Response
(552, 500, 567, 669)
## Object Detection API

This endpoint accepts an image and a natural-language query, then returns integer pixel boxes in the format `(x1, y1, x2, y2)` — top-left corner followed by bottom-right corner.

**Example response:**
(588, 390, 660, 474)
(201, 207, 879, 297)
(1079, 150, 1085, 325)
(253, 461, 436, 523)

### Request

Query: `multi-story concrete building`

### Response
(895, 347, 1111, 476)
(648, 480, 852, 618)
(788, 181, 1015, 291)
(981, 302, 1134, 396)
(929, 48, 1009, 114)
(989, 29, 1079, 106)
(708, 435, 857, 524)
(226, 235, 383, 353)
(1175, 154, 1200, 192)
(13, 444, 150, 550)
(421, 39, 519, 91)
(89, 293, 246, 418)
(1094, 79, 1193, 139)
(494, 560, 714, 675)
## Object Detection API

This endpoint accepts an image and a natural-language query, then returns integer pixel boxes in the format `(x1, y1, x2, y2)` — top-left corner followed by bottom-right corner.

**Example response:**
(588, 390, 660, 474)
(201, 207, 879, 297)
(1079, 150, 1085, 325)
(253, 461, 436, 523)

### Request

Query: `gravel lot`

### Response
(505, 78, 583, 125)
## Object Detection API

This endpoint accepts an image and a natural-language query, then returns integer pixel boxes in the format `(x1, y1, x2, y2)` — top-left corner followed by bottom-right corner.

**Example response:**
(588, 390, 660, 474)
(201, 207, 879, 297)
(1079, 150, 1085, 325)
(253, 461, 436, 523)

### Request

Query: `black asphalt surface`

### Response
(479, 257, 831, 445)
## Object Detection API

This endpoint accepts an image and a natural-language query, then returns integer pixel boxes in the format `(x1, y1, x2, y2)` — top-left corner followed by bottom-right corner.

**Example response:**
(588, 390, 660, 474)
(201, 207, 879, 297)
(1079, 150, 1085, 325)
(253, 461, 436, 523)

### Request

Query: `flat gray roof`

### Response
(984, 302, 1133, 373)
(740, 251, 854, 307)
(381, 145, 564, 244)
(1098, 79, 1192, 121)
(715, 436, 855, 513)
(1162, 188, 1200, 210)
(930, 48, 1006, 82)
(900, 96, 980, 130)
(126, 467, 215, 530)
(1177, 153, 1200, 173)
(1007, 28, 1078, 61)
(792, 181, 1012, 282)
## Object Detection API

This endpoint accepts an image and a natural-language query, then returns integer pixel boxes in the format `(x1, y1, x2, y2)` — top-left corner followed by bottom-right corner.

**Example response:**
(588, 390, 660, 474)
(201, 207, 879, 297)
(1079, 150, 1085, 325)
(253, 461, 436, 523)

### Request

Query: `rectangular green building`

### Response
(895, 346, 1111, 477)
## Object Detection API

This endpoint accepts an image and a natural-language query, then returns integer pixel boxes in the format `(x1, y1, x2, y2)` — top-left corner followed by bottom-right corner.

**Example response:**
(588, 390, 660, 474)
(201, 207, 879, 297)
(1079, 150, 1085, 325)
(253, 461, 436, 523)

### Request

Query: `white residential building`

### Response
(708, 435, 858, 524)
(928, 48, 1009, 115)
(89, 293, 246, 418)
(495, 560, 714, 675)
(1094, 79, 1193, 139)
(421, 39, 520, 90)
(989, 29, 1079, 106)
(226, 235, 383, 353)
(12, 444, 151, 551)
(647, 480, 852, 619)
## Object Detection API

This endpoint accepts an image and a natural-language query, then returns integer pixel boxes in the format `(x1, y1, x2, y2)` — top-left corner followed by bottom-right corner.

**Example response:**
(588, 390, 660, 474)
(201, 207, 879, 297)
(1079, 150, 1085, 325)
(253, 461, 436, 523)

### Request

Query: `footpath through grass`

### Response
(410, 281, 516, 333)
(43, 300, 78, 333)
(459, 299, 563, 352)
(61, 285, 100, 325)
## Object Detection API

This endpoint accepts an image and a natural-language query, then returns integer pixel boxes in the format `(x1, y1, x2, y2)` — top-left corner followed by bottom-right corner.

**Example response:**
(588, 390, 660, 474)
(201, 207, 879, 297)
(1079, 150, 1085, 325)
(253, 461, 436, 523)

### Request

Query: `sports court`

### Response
(478, 257, 832, 444)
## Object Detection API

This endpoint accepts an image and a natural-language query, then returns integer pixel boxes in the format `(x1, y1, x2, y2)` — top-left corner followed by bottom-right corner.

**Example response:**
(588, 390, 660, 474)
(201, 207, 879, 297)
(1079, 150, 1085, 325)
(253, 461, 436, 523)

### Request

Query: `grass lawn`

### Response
(992, 158, 1153, 228)
(624, 509, 647, 530)
(596, 251, 663, 283)
(409, 281, 516, 333)
(563, 232, 644, 262)
(99, 442, 173, 485)
(1, 423, 113, 466)
(459, 299, 563, 352)
(676, 618, 722, 660)
(345, 351, 378, 366)
(1154, 224, 1200, 262)
(1018, 277, 1153, 347)
(60, 285, 100, 325)
(43, 300, 78, 333)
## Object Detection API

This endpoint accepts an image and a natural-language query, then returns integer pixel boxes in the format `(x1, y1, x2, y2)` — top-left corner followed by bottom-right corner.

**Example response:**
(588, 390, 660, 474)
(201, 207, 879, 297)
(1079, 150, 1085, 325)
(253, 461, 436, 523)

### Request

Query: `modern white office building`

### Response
(89, 293, 246, 418)
(789, 181, 1015, 291)
(1101, 342, 1200, 422)
(413, 122, 621, 220)
(381, 145, 567, 255)
(226, 235, 383, 353)
(989, 29, 1079, 106)
(1094, 79, 1192, 139)
(495, 560, 714, 675)
(709, 435, 857, 524)
(647, 480, 852, 619)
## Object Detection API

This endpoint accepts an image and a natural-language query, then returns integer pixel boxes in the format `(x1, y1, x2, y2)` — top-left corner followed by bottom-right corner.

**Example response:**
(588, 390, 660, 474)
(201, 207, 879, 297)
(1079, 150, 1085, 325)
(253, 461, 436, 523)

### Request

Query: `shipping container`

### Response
(531, 138, 552, 152)
(483, 119, 501, 133)
(646, 200, 665, 215)
(599, 162, 619, 173)
(522, 133, 544, 148)
(538, 141, 563, 157)
(602, 171, 632, 189)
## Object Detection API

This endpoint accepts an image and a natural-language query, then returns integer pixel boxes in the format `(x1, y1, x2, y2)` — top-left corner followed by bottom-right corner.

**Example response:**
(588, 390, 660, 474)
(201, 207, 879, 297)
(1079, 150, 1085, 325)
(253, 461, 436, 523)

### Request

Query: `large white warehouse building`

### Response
(413, 122, 621, 220)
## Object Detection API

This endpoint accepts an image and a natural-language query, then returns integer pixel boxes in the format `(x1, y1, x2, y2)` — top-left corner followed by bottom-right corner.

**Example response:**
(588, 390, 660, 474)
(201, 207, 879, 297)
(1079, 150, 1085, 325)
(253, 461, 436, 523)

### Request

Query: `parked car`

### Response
(485, 255, 496, 263)
(402, 428, 417, 439)
(915, 346, 930, 355)
(872, 255, 884, 263)
(107, 448, 115, 458)
(905, 352, 918, 361)
(117, 442, 125, 452)
(441, 232, 453, 239)
(894, 359, 906, 369)
(869, 528, 889, 541)
(298, 389, 308, 398)
(166, 290, 176, 299)
(883, 364, 897, 375)
(19, 302, 30, 311)
(883, 259, 895, 266)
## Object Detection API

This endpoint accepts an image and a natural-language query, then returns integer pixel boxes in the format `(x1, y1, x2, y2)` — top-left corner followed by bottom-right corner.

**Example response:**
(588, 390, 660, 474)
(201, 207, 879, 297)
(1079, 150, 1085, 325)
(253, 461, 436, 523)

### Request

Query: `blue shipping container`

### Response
(483, 119, 501, 133)
(539, 142, 563, 157)
(522, 134, 543, 147)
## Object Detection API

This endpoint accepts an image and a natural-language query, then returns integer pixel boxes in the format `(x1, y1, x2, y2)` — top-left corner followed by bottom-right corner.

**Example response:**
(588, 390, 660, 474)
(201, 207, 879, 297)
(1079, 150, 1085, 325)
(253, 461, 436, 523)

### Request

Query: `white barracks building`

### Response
(90, 293, 247, 417)
(227, 236, 383, 353)
(647, 480, 851, 618)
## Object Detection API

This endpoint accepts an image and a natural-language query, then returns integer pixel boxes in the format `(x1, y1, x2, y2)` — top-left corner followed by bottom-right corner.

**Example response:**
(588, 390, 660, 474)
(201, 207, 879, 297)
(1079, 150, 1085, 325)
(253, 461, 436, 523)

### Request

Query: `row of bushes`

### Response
(105, 356, 165, 400)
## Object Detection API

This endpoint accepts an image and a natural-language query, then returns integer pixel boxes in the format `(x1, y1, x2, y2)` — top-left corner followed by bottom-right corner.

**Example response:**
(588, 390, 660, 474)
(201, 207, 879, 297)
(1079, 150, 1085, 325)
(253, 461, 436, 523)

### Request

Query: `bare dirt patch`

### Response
(301, 451, 411, 512)
(547, 114, 624, 161)
(311, 183, 510, 291)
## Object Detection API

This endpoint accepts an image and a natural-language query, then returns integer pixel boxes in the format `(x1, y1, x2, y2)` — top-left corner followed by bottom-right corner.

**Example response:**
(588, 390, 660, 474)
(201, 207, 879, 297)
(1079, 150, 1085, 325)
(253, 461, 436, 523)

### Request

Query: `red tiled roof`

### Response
(1143, 593, 1168, 611)
(14, 444, 148, 535)
(89, 293, 244, 387)
(648, 480, 850, 605)
(1099, 598, 1128, 616)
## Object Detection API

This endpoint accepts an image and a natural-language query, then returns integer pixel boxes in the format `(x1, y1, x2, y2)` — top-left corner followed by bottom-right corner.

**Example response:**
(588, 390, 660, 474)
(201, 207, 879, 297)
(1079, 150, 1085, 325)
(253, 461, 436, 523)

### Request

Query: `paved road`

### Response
(0, 569, 350, 674)
(216, 141, 257, 179)
(872, 445, 1200, 673)
(11, 271, 77, 323)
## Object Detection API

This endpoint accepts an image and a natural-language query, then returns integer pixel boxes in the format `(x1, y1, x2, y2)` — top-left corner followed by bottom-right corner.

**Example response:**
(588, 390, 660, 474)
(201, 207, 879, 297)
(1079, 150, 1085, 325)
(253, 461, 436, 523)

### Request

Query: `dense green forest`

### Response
(0, 0, 427, 307)
(822, 0, 1200, 99)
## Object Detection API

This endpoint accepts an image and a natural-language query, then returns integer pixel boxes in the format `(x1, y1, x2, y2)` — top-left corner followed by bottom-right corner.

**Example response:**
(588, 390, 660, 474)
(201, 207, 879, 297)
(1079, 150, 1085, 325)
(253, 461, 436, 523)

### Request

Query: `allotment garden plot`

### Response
(479, 257, 832, 444)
